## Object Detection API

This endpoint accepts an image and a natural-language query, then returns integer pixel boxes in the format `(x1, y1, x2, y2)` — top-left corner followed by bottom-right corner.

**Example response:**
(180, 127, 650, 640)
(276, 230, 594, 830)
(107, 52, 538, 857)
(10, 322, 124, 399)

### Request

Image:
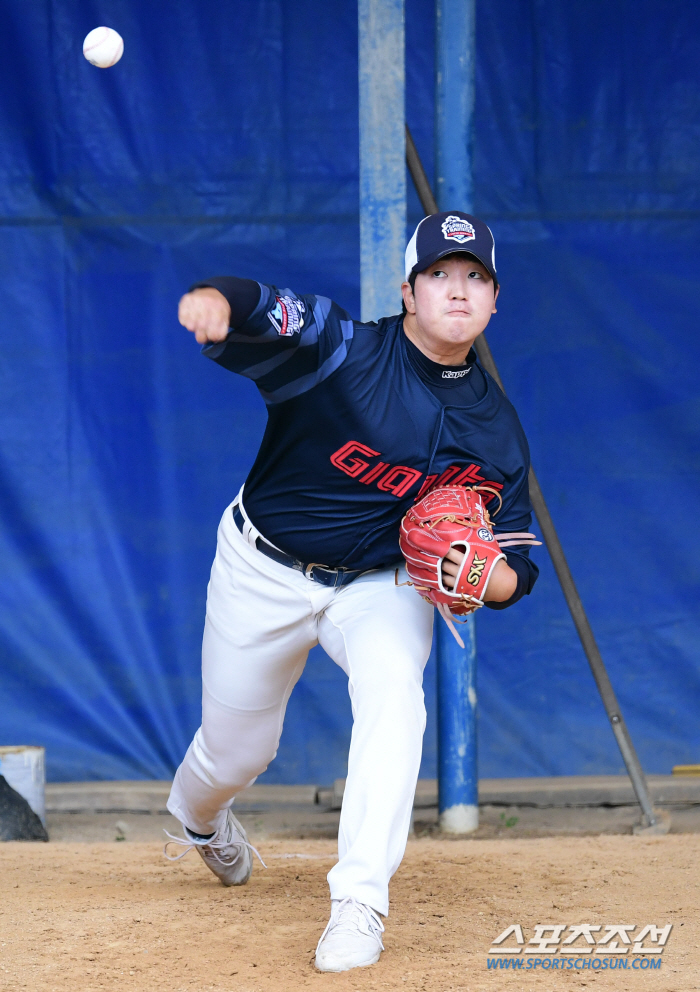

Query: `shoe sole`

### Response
(314, 949, 382, 972)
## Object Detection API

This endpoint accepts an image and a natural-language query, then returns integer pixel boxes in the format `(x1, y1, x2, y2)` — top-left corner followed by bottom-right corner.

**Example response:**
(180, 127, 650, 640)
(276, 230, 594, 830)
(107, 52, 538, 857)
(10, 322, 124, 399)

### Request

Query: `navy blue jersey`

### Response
(201, 279, 538, 603)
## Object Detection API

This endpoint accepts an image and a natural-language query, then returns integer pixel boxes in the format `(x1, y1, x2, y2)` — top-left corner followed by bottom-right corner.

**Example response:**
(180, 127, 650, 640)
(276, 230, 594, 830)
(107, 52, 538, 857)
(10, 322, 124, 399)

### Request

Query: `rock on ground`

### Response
(0, 774, 48, 842)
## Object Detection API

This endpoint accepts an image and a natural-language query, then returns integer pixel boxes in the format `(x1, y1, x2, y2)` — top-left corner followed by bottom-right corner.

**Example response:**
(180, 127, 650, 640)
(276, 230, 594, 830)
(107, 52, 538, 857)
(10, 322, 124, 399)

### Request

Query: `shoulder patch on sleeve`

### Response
(267, 295, 306, 337)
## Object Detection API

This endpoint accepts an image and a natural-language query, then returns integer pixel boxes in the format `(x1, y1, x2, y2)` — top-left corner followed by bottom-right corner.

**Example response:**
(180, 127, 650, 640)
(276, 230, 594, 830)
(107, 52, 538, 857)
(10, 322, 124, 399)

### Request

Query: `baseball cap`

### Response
(404, 211, 497, 285)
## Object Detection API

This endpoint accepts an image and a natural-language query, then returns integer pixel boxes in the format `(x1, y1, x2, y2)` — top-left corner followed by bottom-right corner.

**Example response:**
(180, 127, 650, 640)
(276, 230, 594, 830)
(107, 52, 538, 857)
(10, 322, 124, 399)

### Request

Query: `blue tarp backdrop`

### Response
(0, 0, 698, 782)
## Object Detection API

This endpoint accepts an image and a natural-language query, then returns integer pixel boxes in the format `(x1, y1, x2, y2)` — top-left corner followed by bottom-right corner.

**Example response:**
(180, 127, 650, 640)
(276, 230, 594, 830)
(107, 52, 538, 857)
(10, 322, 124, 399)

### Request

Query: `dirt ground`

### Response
(0, 834, 697, 992)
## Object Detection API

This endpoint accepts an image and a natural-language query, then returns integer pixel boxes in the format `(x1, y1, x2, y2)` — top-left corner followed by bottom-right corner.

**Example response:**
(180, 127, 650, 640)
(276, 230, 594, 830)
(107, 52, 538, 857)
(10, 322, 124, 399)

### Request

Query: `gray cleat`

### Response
(164, 809, 265, 886)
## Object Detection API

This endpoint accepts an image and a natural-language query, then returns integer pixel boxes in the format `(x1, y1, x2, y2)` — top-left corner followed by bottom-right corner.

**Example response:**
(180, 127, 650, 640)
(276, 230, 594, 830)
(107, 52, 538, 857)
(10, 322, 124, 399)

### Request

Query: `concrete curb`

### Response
(45, 775, 700, 815)
(332, 775, 700, 810)
(45, 781, 317, 814)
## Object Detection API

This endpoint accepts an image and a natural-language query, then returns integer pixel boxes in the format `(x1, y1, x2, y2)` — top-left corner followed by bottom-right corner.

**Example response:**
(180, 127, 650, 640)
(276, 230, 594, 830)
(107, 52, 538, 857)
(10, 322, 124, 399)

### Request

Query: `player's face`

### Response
(401, 256, 498, 361)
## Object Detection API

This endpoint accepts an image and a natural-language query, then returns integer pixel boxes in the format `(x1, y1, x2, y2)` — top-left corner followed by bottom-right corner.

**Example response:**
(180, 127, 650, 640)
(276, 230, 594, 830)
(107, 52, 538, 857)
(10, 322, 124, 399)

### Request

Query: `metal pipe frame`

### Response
(433, 0, 479, 834)
(358, 0, 406, 323)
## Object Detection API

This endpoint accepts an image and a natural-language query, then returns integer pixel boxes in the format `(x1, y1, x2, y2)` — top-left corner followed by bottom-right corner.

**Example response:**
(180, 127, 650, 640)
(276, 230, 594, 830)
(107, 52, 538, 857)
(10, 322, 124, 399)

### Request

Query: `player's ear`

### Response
(492, 284, 499, 314)
(401, 280, 416, 315)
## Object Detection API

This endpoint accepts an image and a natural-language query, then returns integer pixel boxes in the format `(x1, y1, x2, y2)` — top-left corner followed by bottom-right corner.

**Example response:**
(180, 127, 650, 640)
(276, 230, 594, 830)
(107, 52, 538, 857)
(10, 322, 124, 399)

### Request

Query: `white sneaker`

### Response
(315, 898, 385, 972)
(163, 809, 265, 886)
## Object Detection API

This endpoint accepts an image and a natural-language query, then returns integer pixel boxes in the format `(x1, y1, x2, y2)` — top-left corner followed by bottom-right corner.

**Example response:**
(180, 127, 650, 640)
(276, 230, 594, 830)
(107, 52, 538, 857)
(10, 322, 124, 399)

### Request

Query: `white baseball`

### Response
(83, 27, 124, 68)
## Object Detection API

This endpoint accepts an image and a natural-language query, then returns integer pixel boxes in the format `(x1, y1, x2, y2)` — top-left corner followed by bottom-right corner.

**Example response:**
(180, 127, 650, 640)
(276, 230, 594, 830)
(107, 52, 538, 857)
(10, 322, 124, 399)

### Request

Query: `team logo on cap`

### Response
(441, 215, 476, 244)
(267, 296, 305, 336)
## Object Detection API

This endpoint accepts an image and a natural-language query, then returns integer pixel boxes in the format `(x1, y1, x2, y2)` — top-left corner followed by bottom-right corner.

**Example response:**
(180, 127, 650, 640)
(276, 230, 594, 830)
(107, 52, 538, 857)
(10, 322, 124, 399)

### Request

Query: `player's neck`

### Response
(401, 314, 476, 366)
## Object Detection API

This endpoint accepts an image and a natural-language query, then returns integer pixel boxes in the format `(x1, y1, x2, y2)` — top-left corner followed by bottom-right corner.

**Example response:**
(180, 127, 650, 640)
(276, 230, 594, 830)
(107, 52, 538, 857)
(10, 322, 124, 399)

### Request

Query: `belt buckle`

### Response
(305, 562, 331, 581)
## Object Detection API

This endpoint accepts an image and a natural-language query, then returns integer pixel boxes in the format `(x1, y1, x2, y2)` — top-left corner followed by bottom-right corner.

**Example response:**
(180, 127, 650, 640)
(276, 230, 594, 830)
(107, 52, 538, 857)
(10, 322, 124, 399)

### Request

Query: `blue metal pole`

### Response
(358, 0, 406, 322)
(435, 0, 476, 212)
(436, 615, 478, 832)
(435, 0, 478, 833)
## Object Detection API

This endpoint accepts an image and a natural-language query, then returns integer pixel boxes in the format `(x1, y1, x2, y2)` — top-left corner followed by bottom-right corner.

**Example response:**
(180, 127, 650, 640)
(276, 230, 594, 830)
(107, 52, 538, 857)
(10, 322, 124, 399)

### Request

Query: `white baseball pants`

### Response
(167, 498, 434, 916)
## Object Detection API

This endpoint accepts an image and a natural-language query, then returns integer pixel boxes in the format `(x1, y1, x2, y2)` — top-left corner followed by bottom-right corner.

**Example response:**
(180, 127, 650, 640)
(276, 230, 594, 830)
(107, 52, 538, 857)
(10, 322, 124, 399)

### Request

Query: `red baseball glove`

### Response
(399, 486, 539, 646)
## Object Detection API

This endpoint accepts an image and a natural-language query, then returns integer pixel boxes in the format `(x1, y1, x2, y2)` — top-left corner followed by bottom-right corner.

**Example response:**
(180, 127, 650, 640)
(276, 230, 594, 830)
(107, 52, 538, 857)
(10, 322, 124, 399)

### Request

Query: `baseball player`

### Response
(166, 211, 538, 972)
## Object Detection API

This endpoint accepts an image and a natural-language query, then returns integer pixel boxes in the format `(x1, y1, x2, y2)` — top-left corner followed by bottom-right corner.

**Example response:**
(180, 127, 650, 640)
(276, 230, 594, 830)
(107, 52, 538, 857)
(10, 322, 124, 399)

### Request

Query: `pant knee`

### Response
(350, 674, 426, 732)
(192, 728, 278, 793)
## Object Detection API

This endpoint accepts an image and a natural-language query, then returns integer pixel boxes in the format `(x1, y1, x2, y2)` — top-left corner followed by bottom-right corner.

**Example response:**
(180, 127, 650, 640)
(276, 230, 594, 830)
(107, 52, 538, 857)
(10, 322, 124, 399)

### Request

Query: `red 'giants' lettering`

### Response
(329, 441, 503, 503)
(330, 441, 422, 497)
(330, 441, 381, 478)
(376, 466, 423, 498)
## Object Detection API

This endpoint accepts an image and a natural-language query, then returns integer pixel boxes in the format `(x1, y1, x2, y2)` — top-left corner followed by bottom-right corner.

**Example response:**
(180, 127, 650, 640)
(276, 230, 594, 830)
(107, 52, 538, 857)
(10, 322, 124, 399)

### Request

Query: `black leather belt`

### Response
(232, 505, 369, 588)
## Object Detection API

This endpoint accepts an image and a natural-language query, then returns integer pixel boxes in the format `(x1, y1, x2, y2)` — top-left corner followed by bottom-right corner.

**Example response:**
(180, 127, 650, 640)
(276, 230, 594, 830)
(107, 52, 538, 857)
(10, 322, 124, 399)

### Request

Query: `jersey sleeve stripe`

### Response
(258, 319, 354, 404)
(238, 347, 298, 380)
(311, 295, 332, 333)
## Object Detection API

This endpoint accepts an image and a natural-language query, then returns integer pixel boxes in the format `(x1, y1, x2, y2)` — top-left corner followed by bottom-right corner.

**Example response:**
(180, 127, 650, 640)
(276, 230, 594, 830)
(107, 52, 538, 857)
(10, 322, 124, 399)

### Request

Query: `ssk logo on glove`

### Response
(467, 552, 487, 585)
